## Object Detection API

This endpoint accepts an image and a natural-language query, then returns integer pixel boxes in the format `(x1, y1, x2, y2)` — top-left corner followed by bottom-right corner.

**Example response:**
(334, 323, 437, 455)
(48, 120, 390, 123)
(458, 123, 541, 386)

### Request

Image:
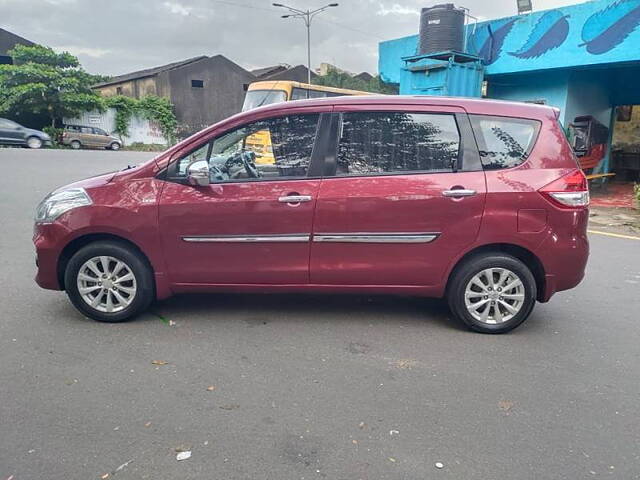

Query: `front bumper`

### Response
(33, 223, 67, 290)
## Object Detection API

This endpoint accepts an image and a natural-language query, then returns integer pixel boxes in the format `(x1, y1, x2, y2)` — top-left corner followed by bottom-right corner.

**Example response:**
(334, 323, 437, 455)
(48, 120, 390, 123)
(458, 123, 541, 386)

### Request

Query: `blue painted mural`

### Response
(471, 18, 518, 65)
(580, 0, 640, 54)
(378, 0, 640, 83)
(508, 10, 570, 59)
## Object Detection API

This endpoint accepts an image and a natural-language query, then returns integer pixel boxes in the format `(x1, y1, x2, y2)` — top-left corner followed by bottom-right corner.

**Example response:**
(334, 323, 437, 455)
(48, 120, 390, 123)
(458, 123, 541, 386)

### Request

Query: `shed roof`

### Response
(93, 56, 208, 88)
(251, 64, 289, 78)
(0, 27, 36, 56)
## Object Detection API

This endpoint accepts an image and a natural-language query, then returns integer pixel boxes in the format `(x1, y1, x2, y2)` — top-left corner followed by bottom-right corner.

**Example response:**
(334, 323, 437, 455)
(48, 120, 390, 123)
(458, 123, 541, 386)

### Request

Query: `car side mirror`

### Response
(186, 160, 210, 186)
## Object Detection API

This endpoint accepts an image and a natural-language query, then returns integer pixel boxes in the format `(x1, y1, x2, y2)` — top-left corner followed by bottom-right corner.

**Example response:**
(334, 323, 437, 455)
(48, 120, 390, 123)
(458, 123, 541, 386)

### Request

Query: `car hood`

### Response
(53, 170, 118, 193)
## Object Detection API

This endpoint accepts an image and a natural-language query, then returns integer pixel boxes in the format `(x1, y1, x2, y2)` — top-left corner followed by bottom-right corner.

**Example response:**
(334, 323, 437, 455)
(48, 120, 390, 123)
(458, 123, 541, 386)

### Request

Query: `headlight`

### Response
(35, 188, 92, 223)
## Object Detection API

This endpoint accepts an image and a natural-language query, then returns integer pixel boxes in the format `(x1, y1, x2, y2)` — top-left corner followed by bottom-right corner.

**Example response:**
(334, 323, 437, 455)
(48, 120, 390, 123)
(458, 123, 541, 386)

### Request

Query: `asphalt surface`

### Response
(1, 148, 639, 480)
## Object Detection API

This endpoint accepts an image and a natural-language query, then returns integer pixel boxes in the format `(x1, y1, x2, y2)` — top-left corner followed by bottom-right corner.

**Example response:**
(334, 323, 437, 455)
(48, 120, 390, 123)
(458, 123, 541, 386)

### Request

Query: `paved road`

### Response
(1, 149, 639, 480)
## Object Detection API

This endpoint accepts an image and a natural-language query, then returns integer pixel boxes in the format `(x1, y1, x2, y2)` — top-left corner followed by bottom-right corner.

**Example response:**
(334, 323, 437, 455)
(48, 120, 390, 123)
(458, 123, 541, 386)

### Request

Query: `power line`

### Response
(209, 0, 274, 12)
(208, 0, 384, 40)
(316, 17, 385, 40)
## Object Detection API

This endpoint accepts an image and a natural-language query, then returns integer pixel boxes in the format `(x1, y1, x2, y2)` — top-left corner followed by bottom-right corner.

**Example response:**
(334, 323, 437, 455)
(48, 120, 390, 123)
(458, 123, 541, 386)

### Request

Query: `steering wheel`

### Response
(241, 151, 260, 178)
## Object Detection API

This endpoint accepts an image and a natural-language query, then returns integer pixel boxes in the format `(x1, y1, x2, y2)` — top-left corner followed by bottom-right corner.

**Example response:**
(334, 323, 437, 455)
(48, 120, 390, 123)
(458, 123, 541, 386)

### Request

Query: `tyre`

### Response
(26, 136, 43, 149)
(70, 140, 81, 150)
(109, 142, 121, 151)
(64, 241, 154, 322)
(447, 253, 537, 334)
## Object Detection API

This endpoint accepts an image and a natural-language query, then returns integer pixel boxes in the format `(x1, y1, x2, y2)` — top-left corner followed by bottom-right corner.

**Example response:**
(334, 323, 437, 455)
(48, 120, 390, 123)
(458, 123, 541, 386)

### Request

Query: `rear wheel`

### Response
(447, 254, 537, 333)
(26, 136, 43, 149)
(64, 241, 154, 322)
(70, 140, 81, 150)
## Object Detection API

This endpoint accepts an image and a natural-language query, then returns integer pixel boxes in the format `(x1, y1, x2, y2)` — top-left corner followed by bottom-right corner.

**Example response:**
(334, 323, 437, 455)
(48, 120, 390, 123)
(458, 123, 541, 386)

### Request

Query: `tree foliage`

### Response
(0, 45, 104, 126)
(0, 44, 178, 143)
(313, 67, 398, 95)
(104, 95, 177, 144)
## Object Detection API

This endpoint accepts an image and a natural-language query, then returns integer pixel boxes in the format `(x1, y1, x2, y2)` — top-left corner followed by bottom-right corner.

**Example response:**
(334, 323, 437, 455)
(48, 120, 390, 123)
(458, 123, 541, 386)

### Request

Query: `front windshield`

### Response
(241, 89, 287, 111)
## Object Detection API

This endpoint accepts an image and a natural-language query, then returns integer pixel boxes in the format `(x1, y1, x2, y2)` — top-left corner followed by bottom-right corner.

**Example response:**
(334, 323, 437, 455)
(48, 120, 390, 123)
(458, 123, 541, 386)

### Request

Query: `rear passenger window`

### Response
(336, 112, 460, 176)
(470, 115, 539, 170)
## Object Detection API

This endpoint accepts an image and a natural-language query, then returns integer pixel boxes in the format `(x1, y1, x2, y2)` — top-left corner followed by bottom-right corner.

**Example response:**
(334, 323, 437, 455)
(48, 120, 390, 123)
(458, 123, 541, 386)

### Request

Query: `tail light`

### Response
(539, 169, 589, 208)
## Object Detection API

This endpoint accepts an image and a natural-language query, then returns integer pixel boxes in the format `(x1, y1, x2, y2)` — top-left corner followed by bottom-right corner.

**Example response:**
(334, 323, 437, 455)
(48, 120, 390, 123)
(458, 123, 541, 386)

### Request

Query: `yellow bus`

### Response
(242, 80, 374, 164)
(242, 80, 374, 112)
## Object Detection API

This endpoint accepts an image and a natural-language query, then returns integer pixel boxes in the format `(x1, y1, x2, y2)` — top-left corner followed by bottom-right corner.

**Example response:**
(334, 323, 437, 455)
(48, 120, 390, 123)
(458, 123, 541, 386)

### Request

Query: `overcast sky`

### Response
(2, 0, 585, 76)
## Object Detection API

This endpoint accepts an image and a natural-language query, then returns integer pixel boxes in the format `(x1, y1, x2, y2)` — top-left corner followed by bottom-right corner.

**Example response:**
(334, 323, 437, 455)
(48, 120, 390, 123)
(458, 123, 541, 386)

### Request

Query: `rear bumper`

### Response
(537, 227, 589, 302)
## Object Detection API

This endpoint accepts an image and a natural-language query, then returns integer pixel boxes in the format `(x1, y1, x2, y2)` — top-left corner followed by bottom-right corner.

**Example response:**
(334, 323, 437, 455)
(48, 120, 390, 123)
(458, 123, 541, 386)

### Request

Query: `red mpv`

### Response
(34, 96, 589, 333)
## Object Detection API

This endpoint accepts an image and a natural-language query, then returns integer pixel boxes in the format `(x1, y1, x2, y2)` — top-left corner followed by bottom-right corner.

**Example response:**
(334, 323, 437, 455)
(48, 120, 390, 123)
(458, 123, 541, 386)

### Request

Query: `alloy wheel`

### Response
(76, 256, 137, 313)
(464, 268, 525, 324)
(27, 137, 43, 149)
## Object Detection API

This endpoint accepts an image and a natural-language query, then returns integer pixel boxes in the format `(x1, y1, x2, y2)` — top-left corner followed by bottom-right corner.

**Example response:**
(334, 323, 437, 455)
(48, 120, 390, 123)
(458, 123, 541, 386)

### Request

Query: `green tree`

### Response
(313, 67, 398, 95)
(0, 45, 104, 127)
(104, 95, 178, 144)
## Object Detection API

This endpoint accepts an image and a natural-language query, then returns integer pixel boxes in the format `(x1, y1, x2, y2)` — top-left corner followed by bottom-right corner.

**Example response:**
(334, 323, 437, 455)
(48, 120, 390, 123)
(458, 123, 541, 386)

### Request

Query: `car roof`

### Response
(243, 94, 557, 120)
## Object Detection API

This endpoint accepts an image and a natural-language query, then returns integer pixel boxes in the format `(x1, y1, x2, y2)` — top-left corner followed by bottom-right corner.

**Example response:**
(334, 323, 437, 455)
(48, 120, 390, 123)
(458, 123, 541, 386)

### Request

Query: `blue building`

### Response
(379, 0, 640, 178)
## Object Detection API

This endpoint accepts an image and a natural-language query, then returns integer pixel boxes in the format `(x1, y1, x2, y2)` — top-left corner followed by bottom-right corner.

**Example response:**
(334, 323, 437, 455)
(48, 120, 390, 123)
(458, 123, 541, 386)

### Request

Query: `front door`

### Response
(92, 127, 111, 147)
(310, 108, 486, 286)
(159, 112, 324, 285)
(80, 127, 97, 147)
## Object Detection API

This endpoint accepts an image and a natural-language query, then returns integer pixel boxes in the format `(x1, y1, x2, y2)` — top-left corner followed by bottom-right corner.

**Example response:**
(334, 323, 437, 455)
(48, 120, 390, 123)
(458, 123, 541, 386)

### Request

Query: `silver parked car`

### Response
(62, 125, 122, 150)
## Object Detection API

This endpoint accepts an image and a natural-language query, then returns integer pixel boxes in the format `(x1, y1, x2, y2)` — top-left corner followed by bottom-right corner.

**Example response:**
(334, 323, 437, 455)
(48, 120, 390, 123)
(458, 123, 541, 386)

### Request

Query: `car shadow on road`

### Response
(146, 292, 465, 331)
(50, 291, 548, 335)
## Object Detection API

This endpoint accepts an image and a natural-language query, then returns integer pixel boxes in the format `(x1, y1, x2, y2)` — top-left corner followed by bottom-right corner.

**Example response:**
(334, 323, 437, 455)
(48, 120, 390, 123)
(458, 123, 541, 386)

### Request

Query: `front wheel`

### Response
(447, 254, 537, 334)
(26, 136, 43, 149)
(64, 241, 154, 322)
(109, 142, 121, 151)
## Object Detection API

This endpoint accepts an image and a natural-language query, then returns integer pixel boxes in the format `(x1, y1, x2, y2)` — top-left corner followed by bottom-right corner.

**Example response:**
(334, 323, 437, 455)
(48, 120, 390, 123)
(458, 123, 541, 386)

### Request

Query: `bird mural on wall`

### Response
(469, 17, 519, 65)
(580, 0, 640, 54)
(509, 10, 570, 58)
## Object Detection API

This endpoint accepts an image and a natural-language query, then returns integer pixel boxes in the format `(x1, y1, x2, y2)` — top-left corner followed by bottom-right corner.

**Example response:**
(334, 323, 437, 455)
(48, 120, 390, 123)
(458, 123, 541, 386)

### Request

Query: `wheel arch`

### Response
(57, 233, 154, 290)
(445, 243, 546, 302)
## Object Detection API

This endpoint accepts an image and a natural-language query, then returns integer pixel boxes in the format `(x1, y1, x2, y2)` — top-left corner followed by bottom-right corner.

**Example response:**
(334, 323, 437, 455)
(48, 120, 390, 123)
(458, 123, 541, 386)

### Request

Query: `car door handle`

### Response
(442, 189, 477, 198)
(278, 195, 312, 204)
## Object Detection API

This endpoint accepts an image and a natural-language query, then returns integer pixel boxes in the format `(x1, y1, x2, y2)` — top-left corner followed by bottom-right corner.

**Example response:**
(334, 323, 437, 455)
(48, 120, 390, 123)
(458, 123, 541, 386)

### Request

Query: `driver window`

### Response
(171, 113, 319, 183)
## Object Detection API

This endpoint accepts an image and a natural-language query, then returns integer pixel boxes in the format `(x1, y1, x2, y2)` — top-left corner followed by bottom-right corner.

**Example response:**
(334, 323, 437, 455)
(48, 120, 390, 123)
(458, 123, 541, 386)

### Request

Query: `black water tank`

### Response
(418, 3, 465, 55)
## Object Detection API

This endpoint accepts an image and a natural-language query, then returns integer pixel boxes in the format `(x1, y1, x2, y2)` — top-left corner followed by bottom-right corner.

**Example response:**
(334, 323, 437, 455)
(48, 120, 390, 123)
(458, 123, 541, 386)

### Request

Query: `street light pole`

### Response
(273, 3, 339, 88)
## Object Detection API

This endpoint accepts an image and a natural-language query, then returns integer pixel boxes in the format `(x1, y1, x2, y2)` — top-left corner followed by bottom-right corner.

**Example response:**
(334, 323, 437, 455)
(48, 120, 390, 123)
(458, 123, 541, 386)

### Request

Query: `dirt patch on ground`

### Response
(589, 206, 640, 237)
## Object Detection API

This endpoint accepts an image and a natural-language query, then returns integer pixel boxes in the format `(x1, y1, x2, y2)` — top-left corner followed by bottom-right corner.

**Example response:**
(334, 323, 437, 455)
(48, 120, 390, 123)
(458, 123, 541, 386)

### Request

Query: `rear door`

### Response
(310, 106, 486, 286)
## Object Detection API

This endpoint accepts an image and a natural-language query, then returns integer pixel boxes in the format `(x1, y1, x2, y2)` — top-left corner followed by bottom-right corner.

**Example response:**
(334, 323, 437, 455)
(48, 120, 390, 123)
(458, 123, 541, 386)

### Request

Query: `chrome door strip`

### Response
(182, 234, 310, 243)
(312, 233, 440, 244)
